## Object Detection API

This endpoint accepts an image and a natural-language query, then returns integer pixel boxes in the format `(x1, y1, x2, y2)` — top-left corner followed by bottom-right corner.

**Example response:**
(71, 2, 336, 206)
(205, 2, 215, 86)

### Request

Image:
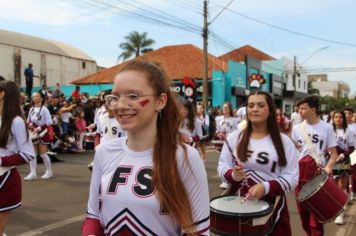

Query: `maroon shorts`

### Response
(0, 168, 22, 212)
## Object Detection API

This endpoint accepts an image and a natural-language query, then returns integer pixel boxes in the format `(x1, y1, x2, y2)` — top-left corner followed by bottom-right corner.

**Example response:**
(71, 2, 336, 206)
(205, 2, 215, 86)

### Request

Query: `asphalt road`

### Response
(5, 147, 356, 236)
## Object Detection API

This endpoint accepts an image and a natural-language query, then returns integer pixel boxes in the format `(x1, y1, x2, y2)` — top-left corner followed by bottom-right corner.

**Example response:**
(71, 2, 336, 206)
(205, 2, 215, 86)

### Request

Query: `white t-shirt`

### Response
(60, 111, 73, 123)
(27, 106, 53, 127)
(0, 116, 35, 164)
(348, 123, 356, 147)
(179, 118, 203, 142)
(96, 113, 126, 143)
(215, 116, 238, 134)
(218, 130, 299, 194)
(86, 137, 210, 236)
(236, 106, 247, 123)
(292, 120, 337, 166)
(334, 128, 354, 152)
(291, 112, 302, 127)
(94, 105, 107, 127)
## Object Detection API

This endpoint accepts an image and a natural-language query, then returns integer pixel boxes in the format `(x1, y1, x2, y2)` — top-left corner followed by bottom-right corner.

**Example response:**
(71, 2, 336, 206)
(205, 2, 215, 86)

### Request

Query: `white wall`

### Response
(45, 54, 61, 87)
(0, 44, 14, 80)
(0, 44, 97, 87)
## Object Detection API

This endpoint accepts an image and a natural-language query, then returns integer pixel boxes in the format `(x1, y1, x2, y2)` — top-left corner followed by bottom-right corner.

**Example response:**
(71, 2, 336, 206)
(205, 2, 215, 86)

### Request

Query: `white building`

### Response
(0, 29, 97, 88)
(263, 57, 308, 114)
(312, 80, 350, 98)
(282, 57, 308, 114)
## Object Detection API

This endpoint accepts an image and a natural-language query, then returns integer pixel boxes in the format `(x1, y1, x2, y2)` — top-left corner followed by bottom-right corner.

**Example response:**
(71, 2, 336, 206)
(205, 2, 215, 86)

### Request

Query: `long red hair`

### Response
(118, 60, 196, 234)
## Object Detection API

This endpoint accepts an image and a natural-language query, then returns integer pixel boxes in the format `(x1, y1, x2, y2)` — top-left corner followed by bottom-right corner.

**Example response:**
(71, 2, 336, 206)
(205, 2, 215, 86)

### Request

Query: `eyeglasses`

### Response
(105, 94, 155, 109)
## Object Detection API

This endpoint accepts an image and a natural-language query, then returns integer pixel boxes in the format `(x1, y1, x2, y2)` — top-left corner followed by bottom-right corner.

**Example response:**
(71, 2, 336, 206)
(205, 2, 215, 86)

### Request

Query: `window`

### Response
(304, 81, 306, 90)
(298, 79, 301, 89)
(82, 61, 86, 69)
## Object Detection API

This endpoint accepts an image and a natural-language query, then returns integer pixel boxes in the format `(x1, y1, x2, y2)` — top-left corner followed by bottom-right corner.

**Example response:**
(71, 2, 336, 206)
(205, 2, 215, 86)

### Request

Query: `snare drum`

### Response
(84, 133, 95, 150)
(297, 174, 349, 223)
(211, 140, 225, 153)
(210, 196, 273, 236)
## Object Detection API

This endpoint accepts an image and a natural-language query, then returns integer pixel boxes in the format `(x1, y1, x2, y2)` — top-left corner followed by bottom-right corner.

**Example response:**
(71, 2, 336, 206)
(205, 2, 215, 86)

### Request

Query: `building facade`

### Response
(0, 29, 97, 89)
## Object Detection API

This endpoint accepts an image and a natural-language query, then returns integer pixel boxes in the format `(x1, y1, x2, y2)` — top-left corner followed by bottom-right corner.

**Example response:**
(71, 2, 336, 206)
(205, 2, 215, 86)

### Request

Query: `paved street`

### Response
(5, 146, 356, 236)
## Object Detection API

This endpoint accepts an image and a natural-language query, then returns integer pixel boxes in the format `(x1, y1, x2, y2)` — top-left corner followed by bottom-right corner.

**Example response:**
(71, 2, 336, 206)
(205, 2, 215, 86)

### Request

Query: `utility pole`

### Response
(202, 0, 209, 110)
(293, 56, 297, 106)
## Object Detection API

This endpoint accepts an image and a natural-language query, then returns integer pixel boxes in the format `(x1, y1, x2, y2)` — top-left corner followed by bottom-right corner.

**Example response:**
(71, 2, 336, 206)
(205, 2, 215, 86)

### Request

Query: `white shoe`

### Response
(219, 182, 229, 189)
(41, 171, 53, 179)
(335, 213, 344, 225)
(24, 172, 37, 181)
(350, 192, 355, 201)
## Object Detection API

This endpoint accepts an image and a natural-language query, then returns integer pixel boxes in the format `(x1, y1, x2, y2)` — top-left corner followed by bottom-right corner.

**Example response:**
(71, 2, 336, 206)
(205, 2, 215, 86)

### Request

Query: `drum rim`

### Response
(210, 227, 272, 236)
(210, 195, 273, 218)
(296, 174, 329, 202)
(211, 140, 225, 144)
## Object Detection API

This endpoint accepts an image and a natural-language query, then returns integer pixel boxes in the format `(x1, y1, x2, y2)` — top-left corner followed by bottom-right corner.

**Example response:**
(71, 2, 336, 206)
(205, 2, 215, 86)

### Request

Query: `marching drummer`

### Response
(291, 96, 338, 235)
(329, 110, 354, 225)
(344, 107, 356, 201)
(215, 102, 238, 140)
(218, 91, 299, 235)
(215, 102, 238, 188)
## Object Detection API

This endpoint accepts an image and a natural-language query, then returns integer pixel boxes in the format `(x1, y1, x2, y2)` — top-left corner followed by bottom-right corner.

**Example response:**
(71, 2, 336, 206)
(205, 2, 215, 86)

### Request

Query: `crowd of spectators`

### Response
(22, 85, 99, 154)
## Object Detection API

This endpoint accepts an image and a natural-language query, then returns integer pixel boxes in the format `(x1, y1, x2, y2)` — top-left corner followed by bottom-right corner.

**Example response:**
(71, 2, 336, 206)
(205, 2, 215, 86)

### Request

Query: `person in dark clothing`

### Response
(83, 99, 95, 127)
(24, 63, 38, 101)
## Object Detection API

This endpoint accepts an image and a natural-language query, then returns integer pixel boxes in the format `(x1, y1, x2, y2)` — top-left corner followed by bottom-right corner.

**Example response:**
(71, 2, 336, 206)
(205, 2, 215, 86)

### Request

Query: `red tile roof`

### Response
(72, 44, 228, 85)
(219, 45, 275, 62)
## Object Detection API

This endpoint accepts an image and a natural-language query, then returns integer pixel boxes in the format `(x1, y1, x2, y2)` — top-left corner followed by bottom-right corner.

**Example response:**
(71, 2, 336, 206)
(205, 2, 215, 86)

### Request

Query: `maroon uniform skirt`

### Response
(0, 168, 22, 212)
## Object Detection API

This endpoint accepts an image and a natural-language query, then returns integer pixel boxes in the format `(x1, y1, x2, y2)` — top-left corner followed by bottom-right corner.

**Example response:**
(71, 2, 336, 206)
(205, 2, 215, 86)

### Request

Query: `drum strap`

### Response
(300, 121, 321, 165)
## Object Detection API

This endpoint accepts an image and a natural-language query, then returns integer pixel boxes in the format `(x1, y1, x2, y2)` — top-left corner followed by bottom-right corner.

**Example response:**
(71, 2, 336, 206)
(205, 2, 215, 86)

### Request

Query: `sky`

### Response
(1, 0, 356, 94)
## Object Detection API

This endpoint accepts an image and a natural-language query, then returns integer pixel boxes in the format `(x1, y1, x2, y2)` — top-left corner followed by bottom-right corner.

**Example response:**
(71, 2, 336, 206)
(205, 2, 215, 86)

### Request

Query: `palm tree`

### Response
(117, 31, 155, 62)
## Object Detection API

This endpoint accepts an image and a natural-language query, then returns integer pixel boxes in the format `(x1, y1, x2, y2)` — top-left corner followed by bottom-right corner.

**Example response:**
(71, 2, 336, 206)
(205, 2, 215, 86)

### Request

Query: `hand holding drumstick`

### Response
(232, 165, 265, 201)
(231, 165, 246, 181)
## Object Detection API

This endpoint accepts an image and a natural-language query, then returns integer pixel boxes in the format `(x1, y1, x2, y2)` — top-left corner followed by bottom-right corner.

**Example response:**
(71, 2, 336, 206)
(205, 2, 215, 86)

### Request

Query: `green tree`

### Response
(117, 31, 155, 62)
(308, 81, 320, 95)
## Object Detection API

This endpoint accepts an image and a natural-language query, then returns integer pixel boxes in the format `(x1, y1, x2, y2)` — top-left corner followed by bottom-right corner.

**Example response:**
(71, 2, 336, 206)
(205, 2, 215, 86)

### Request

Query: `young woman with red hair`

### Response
(82, 60, 210, 236)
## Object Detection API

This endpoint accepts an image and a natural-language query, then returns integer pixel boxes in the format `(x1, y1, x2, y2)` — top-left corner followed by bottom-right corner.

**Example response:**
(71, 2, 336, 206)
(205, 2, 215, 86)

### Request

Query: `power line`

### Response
(209, 0, 234, 25)
(120, 0, 202, 32)
(165, 0, 203, 15)
(81, 0, 202, 34)
(215, 5, 356, 47)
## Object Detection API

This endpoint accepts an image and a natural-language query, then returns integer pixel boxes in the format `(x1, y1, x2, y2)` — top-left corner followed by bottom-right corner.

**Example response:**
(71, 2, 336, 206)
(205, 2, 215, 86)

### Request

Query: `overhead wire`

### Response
(214, 4, 356, 47)
(59, 0, 356, 76)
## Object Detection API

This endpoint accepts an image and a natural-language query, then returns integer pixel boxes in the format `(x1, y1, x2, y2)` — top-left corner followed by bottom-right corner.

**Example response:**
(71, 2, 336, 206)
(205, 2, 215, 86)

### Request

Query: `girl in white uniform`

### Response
(215, 102, 238, 188)
(25, 91, 53, 180)
(0, 81, 35, 235)
(179, 100, 203, 146)
(196, 103, 209, 161)
(82, 60, 210, 235)
(215, 102, 238, 138)
(331, 111, 354, 224)
(218, 91, 299, 235)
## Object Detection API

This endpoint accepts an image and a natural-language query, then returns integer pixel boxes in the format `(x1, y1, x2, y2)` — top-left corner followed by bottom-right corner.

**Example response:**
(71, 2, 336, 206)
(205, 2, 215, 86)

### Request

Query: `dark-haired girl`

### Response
(179, 100, 203, 147)
(218, 91, 299, 235)
(0, 81, 35, 235)
(330, 111, 354, 225)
